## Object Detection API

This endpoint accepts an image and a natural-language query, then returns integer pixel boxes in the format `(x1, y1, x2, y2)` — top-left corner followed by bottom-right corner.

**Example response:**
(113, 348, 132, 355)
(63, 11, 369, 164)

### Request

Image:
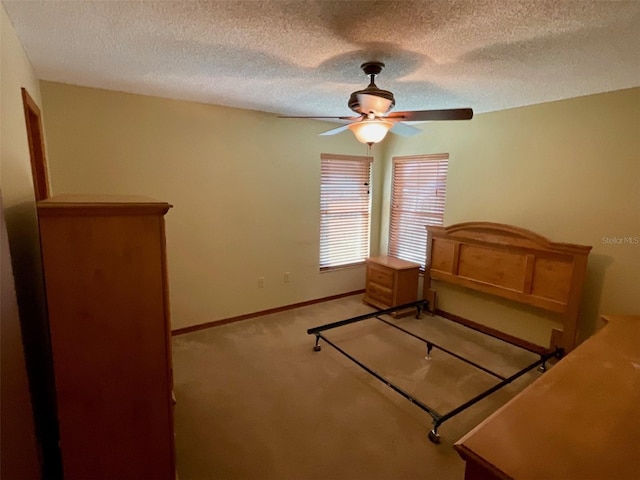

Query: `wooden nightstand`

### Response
(363, 255, 420, 317)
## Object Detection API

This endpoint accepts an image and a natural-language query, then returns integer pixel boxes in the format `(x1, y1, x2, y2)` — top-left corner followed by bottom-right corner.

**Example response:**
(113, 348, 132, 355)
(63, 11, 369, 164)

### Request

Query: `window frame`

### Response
(319, 153, 373, 271)
(388, 153, 449, 269)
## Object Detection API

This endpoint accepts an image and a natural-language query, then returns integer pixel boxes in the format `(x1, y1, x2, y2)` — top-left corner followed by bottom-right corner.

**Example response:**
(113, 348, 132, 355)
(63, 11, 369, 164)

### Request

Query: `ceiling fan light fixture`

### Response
(348, 119, 393, 145)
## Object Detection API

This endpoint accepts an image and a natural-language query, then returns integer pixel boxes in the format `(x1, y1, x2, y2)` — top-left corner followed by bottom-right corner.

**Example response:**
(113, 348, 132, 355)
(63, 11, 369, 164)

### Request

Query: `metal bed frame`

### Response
(307, 300, 562, 444)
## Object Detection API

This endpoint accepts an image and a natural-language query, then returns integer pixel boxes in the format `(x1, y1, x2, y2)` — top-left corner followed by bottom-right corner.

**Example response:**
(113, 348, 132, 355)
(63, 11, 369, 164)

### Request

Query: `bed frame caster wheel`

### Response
(428, 429, 440, 444)
(313, 345, 322, 352)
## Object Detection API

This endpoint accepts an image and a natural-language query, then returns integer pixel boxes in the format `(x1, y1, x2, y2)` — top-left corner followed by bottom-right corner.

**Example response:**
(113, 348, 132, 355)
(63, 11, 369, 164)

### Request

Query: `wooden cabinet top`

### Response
(38, 194, 172, 216)
(367, 255, 421, 270)
(454, 314, 640, 480)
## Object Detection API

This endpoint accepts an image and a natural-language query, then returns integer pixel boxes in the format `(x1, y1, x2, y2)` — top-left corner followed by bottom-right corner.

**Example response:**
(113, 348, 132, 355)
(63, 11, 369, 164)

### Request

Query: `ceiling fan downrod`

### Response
(361, 61, 385, 87)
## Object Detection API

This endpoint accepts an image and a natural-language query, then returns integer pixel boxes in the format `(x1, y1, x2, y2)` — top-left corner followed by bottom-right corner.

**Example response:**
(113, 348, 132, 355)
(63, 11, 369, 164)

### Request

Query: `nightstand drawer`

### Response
(367, 264, 394, 289)
(366, 282, 393, 304)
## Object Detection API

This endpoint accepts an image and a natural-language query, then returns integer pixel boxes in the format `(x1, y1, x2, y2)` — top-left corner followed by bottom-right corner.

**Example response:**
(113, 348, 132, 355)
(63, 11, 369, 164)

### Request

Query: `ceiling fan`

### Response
(279, 62, 473, 145)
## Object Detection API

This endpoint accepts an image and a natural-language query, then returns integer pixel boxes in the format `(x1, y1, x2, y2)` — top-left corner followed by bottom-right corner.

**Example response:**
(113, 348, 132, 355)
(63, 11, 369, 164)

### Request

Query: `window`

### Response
(388, 154, 449, 268)
(320, 153, 373, 270)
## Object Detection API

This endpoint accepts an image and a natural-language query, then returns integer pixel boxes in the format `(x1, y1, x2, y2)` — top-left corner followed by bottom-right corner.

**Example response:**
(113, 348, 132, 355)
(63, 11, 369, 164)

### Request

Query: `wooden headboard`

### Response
(424, 222, 592, 352)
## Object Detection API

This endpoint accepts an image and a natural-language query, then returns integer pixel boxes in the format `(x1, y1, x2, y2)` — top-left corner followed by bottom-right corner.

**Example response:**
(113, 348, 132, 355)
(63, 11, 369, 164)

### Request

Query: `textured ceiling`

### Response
(3, 0, 640, 118)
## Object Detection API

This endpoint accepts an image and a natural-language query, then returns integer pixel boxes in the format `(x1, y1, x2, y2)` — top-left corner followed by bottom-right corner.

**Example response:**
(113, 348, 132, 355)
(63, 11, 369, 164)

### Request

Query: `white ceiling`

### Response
(3, 0, 640, 118)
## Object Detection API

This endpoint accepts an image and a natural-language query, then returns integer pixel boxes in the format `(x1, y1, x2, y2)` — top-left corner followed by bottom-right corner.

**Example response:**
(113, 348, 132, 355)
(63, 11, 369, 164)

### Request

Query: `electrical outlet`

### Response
(258, 276, 265, 288)
(284, 272, 291, 283)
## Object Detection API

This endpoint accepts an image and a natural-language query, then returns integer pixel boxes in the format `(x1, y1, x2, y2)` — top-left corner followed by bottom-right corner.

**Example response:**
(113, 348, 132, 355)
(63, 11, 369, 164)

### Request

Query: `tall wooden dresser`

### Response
(37, 195, 175, 480)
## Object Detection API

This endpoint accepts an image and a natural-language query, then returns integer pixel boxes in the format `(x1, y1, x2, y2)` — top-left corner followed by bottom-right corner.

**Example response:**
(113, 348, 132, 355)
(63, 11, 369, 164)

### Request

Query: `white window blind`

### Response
(388, 154, 449, 268)
(320, 153, 372, 270)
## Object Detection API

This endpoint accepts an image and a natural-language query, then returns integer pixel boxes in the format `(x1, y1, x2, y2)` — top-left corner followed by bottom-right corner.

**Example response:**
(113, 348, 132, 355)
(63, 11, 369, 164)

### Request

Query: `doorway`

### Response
(21, 88, 50, 201)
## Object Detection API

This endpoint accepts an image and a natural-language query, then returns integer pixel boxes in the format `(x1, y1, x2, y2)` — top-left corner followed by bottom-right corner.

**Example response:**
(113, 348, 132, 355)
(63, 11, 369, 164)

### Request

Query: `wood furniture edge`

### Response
(157, 212, 176, 470)
(454, 444, 512, 480)
(38, 195, 172, 216)
(431, 222, 591, 254)
(366, 255, 421, 270)
(453, 313, 640, 480)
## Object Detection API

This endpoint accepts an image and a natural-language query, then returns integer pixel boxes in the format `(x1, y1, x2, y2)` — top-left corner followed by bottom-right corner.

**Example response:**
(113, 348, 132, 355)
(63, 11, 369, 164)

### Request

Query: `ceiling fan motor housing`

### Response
(348, 87, 395, 114)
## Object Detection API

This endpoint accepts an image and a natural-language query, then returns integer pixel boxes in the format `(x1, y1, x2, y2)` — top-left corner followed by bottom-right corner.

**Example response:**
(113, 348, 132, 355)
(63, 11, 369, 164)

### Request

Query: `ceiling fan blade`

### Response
(319, 124, 350, 136)
(356, 93, 393, 116)
(387, 108, 473, 122)
(278, 115, 360, 120)
(390, 122, 422, 137)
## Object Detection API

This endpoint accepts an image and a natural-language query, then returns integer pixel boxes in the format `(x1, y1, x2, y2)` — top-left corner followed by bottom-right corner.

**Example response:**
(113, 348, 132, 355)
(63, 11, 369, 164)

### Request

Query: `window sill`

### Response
(319, 261, 366, 273)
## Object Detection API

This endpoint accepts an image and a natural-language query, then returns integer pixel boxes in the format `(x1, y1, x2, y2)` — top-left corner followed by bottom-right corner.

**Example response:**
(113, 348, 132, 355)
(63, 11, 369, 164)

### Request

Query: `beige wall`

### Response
(382, 88, 640, 345)
(40, 81, 383, 329)
(0, 5, 45, 477)
(39, 81, 639, 344)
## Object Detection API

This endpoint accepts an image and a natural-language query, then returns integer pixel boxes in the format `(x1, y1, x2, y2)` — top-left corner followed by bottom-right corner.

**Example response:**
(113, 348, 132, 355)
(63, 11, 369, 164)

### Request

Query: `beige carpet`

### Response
(172, 294, 543, 480)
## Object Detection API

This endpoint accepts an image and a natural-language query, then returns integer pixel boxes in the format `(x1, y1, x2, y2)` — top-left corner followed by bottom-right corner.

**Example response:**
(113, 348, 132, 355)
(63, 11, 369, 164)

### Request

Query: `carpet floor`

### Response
(172, 294, 543, 480)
